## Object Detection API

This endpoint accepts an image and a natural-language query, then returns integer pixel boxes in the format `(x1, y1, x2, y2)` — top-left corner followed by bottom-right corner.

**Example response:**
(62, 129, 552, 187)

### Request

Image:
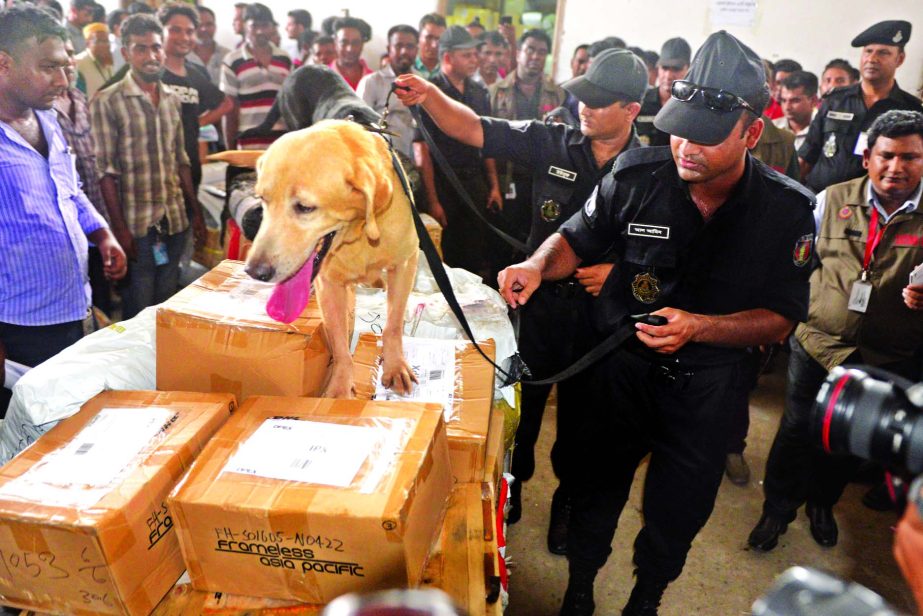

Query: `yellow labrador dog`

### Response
(243, 120, 419, 398)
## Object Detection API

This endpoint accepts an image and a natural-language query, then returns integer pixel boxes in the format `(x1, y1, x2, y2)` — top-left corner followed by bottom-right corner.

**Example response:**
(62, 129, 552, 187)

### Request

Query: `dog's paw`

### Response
(381, 356, 418, 396)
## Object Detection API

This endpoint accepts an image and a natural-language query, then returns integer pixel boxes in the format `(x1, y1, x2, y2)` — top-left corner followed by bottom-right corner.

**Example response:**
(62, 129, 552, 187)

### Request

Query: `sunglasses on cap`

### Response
(671, 80, 759, 116)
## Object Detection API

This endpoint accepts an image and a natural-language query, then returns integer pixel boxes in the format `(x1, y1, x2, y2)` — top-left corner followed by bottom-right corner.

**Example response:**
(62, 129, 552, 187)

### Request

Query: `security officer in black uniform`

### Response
(635, 37, 691, 147)
(499, 32, 815, 615)
(394, 49, 648, 556)
(800, 20, 922, 193)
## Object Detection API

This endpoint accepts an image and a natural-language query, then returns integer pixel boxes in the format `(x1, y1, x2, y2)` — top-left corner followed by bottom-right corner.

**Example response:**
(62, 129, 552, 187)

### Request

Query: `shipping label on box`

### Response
(169, 397, 453, 604)
(156, 260, 330, 401)
(353, 335, 496, 483)
(0, 391, 234, 616)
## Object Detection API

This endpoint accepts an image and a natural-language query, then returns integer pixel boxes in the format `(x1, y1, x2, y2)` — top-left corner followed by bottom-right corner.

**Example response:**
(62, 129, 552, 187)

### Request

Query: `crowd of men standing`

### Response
(1, 2, 923, 615)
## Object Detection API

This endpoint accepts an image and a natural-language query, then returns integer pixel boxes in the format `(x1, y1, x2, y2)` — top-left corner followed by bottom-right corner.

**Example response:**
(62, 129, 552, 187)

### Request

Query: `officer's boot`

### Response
(621, 572, 669, 616)
(559, 564, 597, 616)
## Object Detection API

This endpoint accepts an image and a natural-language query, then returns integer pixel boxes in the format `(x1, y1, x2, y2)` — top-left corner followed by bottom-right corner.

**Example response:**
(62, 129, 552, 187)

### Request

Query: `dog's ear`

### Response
(349, 155, 393, 242)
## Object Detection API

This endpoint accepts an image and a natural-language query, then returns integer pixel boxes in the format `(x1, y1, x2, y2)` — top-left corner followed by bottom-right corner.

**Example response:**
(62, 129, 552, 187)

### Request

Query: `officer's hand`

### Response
(486, 186, 503, 213)
(894, 491, 923, 611)
(634, 307, 700, 354)
(498, 262, 541, 308)
(393, 75, 430, 107)
(429, 201, 448, 228)
(903, 284, 923, 311)
(575, 263, 614, 297)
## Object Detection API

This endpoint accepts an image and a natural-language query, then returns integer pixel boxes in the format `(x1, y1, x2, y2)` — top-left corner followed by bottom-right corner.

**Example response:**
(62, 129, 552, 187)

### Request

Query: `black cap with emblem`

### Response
(659, 37, 691, 69)
(653, 30, 767, 146)
(851, 20, 911, 49)
(439, 25, 479, 54)
(561, 48, 648, 108)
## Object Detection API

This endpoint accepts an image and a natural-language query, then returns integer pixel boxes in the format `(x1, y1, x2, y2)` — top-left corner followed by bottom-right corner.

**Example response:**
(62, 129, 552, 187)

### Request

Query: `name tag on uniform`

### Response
(548, 166, 577, 182)
(827, 110, 855, 121)
(636, 115, 656, 123)
(847, 280, 872, 313)
(853, 131, 869, 156)
(628, 223, 671, 239)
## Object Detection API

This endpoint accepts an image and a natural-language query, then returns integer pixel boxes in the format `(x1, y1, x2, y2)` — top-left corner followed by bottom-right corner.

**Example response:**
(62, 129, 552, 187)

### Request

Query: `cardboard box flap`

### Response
(160, 260, 323, 332)
(171, 398, 443, 522)
(0, 391, 234, 526)
(352, 335, 495, 437)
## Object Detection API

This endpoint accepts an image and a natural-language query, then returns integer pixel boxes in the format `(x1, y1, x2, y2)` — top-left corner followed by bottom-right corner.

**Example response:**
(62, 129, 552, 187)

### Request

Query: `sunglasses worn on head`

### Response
(671, 80, 759, 116)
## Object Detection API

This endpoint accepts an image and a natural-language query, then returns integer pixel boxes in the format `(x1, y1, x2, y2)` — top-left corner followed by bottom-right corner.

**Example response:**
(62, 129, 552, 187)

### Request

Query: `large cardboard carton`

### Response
(352, 334, 496, 483)
(0, 391, 234, 616)
(168, 396, 453, 604)
(157, 260, 330, 401)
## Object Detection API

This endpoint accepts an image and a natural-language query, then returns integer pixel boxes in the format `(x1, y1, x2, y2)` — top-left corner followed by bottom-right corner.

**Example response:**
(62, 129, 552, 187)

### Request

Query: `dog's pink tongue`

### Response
(266, 258, 314, 323)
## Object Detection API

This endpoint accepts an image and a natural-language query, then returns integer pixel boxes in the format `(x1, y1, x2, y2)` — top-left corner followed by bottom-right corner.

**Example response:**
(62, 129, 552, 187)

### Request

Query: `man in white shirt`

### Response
(357, 24, 419, 160)
(773, 70, 818, 151)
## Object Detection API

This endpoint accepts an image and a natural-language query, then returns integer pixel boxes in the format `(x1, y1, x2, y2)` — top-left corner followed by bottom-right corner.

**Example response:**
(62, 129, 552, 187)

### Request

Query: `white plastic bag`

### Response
(0, 308, 157, 464)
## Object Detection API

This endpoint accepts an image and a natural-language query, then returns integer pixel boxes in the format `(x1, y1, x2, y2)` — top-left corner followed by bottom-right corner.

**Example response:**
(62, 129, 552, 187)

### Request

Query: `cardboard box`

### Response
(352, 334, 496, 483)
(482, 406, 507, 499)
(157, 260, 330, 402)
(169, 396, 453, 604)
(0, 390, 235, 616)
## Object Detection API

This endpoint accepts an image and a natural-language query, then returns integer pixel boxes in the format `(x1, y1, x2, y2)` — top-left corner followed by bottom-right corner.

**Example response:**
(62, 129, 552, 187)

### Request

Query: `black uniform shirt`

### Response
(559, 147, 816, 365)
(480, 116, 640, 252)
(414, 72, 491, 171)
(799, 81, 923, 193)
(635, 88, 670, 147)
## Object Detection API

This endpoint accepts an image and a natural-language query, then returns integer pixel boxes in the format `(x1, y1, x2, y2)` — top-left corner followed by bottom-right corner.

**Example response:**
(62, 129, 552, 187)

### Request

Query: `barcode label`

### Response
(75, 443, 94, 455)
(429, 369, 443, 381)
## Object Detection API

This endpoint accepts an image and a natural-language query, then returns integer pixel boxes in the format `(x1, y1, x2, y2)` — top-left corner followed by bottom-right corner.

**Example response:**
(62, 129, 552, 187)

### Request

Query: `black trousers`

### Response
(0, 319, 85, 417)
(435, 167, 491, 280)
(512, 282, 597, 489)
(762, 338, 919, 518)
(726, 348, 763, 454)
(567, 347, 740, 582)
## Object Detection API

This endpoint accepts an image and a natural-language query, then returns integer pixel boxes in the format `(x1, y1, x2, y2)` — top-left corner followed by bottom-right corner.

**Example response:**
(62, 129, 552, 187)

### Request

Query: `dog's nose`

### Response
(246, 261, 275, 282)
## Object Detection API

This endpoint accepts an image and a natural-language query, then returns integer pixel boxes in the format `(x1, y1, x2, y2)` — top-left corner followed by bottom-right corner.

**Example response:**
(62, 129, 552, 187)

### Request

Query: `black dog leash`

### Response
(382, 84, 638, 386)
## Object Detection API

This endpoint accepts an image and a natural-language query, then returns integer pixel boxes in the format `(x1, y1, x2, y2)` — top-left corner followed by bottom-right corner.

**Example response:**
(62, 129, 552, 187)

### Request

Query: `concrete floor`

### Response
(505, 359, 917, 616)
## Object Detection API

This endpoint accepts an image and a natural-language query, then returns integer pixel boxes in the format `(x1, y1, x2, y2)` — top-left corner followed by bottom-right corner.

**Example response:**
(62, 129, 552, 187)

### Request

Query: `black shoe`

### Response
(806, 503, 838, 547)
(862, 482, 895, 512)
(747, 512, 789, 552)
(559, 567, 596, 616)
(507, 480, 522, 525)
(622, 575, 668, 616)
(547, 486, 571, 555)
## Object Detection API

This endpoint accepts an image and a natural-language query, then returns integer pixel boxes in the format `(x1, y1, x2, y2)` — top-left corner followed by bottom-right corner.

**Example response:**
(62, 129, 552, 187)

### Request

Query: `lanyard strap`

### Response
(862, 207, 887, 275)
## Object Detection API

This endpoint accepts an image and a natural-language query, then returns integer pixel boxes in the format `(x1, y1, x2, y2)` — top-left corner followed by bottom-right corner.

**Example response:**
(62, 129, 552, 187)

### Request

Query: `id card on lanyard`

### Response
(847, 207, 886, 313)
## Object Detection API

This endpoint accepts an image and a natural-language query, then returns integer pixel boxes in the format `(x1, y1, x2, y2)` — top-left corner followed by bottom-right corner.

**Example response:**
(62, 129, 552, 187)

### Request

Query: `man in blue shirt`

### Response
(0, 6, 126, 404)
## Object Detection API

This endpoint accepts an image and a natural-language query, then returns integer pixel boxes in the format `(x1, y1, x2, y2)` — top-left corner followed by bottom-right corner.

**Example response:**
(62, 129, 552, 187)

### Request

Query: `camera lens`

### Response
(811, 366, 923, 474)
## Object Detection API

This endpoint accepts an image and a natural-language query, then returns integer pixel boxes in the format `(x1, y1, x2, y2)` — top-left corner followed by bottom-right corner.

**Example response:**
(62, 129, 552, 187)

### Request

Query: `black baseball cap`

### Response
(851, 20, 911, 48)
(654, 31, 766, 145)
(659, 37, 691, 69)
(561, 48, 648, 108)
(439, 25, 478, 53)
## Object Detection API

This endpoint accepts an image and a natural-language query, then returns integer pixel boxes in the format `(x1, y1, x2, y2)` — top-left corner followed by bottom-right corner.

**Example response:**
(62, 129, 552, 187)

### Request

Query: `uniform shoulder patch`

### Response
(613, 145, 672, 177)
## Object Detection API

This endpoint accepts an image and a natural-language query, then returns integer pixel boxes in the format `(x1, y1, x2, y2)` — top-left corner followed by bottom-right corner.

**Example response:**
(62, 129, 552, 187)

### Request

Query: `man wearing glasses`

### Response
(496, 32, 815, 615)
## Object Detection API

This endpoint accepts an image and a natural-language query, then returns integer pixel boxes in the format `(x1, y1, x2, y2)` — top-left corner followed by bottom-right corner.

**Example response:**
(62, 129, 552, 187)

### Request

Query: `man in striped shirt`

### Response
(90, 14, 205, 320)
(220, 3, 291, 150)
(0, 6, 126, 409)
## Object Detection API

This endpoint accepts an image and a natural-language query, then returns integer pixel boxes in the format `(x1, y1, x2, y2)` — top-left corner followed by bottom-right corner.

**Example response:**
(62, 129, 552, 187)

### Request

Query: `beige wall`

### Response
(554, 0, 922, 94)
